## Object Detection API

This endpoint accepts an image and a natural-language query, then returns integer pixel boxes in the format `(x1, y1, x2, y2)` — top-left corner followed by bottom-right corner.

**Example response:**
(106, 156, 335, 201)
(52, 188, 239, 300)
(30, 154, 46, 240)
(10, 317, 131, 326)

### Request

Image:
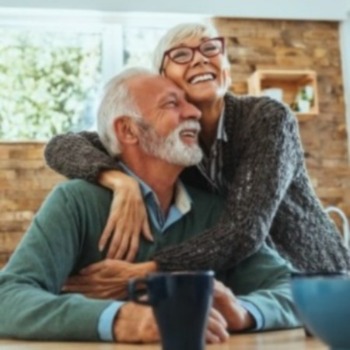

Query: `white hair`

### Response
(152, 22, 230, 73)
(97, 67, 156, 156)
(138, 120, 203, 166)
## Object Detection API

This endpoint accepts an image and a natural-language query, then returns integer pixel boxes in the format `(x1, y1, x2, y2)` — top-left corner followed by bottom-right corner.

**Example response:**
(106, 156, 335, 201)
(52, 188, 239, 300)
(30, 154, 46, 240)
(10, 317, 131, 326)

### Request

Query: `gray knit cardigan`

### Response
(44, 93, 350, 272)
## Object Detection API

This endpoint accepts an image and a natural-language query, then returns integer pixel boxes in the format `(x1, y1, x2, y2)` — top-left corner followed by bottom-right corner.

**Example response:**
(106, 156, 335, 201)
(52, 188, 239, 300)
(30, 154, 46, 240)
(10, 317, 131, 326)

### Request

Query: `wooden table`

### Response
(0, 329, 328, 349)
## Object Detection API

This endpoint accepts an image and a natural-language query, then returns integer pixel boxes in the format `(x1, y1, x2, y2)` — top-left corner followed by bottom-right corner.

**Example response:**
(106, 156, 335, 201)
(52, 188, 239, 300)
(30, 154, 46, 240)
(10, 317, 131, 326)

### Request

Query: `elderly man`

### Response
(0, 68, 300, 343)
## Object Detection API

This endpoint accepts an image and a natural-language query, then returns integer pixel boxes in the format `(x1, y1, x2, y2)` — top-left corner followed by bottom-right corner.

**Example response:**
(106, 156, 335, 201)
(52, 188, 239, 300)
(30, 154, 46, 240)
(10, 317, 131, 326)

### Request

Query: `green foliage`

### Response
(0, 28, 102, 140)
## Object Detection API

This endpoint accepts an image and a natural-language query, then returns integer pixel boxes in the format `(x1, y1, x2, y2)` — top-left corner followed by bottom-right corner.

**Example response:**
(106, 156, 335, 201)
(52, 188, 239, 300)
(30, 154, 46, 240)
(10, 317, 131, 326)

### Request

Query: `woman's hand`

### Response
(213, 280, 254, 331)
(62, 260, 157, 299)
(98, 170, 153, 261)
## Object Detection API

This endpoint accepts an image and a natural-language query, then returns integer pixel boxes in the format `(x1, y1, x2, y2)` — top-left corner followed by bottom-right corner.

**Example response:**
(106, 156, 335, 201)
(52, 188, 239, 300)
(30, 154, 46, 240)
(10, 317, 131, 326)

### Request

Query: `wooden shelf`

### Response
(247, 69, 319, 121)
(296, 113, 317, 122)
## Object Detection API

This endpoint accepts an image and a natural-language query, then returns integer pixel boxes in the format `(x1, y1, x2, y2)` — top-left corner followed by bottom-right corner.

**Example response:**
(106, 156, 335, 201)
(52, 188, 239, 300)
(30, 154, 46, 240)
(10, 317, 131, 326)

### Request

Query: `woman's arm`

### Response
(153, 99, 301, 271)
(44, 131, 152, 260)
(44, 131, 120, 182)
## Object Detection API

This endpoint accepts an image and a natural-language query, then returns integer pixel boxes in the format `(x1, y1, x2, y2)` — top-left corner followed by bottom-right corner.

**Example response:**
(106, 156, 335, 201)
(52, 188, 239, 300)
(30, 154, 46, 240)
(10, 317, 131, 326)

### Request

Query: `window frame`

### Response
(0, 8, 203, 142)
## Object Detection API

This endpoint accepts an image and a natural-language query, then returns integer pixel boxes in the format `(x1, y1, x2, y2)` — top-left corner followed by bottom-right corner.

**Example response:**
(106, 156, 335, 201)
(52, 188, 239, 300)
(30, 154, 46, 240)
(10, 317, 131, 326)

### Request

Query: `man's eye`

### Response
(166, 100, 177, 107)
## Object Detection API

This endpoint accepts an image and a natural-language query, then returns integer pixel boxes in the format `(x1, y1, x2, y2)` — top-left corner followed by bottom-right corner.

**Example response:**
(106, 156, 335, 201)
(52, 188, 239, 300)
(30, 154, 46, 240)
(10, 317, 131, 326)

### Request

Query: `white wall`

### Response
(0, 0, 349, 21)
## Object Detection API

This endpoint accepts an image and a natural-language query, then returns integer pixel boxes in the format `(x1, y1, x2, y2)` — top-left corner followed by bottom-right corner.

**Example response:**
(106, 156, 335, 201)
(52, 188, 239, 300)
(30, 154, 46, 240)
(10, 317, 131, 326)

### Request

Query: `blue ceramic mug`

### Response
(128, 271, 214, 350)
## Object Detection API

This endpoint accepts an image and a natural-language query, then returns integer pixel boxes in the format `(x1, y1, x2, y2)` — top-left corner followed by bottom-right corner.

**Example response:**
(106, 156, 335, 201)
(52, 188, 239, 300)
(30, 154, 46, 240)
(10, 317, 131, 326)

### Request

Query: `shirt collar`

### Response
(118, 162, 192, 215)
(216, 105, 228, 143)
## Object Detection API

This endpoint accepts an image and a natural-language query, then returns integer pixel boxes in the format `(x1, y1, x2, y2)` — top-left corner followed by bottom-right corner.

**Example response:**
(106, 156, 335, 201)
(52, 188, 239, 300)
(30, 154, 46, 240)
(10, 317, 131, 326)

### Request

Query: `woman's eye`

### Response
(171, 49, 191, 61)
(203, 44, 217, 52)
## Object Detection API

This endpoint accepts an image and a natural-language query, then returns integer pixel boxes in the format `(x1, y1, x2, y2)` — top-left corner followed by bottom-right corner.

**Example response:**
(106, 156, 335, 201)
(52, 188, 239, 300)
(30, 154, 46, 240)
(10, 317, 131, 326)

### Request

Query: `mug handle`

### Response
(128, 278, 150, 305)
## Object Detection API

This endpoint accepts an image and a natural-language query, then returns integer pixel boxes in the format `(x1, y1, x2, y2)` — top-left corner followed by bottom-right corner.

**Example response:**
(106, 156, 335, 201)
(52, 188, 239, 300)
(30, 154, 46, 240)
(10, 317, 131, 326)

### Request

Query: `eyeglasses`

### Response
(160, 37, 225, 72)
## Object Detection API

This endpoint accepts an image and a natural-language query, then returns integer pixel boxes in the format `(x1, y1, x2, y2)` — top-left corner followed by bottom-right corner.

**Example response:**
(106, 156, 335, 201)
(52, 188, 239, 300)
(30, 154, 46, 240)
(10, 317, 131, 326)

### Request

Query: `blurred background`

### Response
(1, 0, 350, 267)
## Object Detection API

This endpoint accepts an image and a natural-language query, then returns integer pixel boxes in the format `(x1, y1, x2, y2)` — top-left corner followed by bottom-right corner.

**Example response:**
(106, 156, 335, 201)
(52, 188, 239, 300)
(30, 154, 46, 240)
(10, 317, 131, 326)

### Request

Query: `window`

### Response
(123, 25, 167, 69)
(0, 26, 102, 140)
(0, 10, 202, 141)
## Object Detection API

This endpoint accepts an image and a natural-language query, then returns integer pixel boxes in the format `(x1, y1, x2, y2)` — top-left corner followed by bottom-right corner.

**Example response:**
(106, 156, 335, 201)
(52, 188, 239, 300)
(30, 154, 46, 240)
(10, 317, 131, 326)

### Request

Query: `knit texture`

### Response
(0, 180, 223, 340)
(0, 180, 300, 338)
(44, 93, 350, 273)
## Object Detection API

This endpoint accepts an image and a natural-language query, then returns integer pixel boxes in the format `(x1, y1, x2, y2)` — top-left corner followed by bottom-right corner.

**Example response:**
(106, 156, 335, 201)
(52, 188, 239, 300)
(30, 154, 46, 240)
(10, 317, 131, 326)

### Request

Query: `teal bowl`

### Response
(291, 272, 350, 350)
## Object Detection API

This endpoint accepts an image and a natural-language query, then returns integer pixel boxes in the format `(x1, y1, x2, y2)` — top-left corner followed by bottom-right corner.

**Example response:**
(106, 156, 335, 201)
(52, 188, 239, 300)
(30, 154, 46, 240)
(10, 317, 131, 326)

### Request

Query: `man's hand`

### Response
(62, 260, 157, 299)
(114, 302, 160, 343)
(206, 308, 230, 343)
(213, 280, 255, 331)
(115, 303, 229, 344)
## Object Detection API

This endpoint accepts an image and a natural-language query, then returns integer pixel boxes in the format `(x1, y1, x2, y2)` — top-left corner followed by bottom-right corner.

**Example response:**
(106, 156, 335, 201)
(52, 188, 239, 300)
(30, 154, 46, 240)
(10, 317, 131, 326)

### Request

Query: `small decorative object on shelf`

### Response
(247, 69, 319, 122)
(261, 88, 284, 102)
(291, 85, 314, 113)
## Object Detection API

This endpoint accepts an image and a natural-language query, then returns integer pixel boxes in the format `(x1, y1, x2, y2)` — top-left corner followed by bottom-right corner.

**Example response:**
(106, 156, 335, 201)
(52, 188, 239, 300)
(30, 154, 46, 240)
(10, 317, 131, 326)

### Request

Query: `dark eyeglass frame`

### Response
(159, 37, 225, 73)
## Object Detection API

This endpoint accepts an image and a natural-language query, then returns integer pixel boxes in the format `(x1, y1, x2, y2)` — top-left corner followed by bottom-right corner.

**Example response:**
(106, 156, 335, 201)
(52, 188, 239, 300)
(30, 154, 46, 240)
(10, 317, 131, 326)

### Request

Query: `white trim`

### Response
(0, 0, 349, 21)
(101, 24, 123, 83)
(0, 8, 205, 37)
(325, 206, 349, 247)
(0, 7, 205, 27)
(0, 8, 107, 31)
(340, 15, 350, 160)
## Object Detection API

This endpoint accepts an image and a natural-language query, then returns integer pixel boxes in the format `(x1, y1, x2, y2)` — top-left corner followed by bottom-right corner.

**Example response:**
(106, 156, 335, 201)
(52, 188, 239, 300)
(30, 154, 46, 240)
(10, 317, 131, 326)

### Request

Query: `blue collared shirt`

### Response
(197, 105, 228, 195)
(98, 163, 192, 341)
(119, 162, 192, 232)
(97, 163, 263, 341)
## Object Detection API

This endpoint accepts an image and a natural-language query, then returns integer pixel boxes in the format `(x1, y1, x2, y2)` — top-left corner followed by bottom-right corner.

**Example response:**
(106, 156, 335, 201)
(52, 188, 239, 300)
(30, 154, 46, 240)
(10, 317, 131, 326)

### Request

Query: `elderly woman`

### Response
(45, 22, 350, 278)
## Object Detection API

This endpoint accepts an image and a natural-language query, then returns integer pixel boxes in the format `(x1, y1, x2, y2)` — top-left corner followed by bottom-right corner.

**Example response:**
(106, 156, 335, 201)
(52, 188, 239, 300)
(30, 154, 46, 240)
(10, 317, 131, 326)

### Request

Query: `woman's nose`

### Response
(191, 49, 209, 66)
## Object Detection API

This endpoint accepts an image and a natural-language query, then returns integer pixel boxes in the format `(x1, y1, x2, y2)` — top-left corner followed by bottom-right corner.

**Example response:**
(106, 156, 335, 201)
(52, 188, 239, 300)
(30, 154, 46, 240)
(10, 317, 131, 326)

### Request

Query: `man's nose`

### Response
(182, 101, 201, 120)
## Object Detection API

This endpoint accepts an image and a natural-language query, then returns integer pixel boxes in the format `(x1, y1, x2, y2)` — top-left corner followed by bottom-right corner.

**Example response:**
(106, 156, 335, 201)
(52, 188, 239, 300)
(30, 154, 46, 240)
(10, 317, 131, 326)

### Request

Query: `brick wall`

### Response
(213, 18, 350, 226)
(0, 143, 64, 267)
(1, 18, 349, 267)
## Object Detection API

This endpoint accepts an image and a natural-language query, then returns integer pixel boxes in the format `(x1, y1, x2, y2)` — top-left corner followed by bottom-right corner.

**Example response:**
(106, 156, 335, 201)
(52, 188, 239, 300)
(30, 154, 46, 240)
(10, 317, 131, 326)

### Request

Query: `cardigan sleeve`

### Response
(44, 131, 121, 182)
(153, 99, 301, 271)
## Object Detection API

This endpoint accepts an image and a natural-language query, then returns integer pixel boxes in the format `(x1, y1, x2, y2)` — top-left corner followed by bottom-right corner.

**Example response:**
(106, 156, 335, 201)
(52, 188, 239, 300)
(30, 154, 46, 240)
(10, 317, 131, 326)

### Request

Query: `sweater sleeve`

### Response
(44, 131, 120, 182)
(0, 185, 114, 341)
(153, 99, 301, 271)
(232, 244, 301, 330)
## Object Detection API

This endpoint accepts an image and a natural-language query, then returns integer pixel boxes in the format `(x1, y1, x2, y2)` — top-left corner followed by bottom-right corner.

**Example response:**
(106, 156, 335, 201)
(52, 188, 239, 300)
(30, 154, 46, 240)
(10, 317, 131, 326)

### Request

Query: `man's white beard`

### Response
(138, 120, 203, 166)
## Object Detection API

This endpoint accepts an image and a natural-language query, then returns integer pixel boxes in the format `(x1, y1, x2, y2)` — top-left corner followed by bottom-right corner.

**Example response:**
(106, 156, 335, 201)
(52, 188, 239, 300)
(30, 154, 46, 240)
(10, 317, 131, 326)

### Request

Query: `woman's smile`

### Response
(162, 36, 231, 105)
(187, 72, 216, 85)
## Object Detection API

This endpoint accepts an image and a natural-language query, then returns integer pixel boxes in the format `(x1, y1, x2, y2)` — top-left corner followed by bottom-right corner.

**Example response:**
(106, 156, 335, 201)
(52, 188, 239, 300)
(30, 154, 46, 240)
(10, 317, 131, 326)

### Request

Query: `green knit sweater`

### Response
(0, 180, 299, 341)
(0, 180, 222, 340)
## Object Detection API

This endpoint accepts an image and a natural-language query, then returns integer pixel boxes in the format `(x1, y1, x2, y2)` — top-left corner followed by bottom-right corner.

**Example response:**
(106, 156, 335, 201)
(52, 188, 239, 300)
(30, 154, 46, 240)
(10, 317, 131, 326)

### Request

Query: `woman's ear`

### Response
(113, 117, 139, 146)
